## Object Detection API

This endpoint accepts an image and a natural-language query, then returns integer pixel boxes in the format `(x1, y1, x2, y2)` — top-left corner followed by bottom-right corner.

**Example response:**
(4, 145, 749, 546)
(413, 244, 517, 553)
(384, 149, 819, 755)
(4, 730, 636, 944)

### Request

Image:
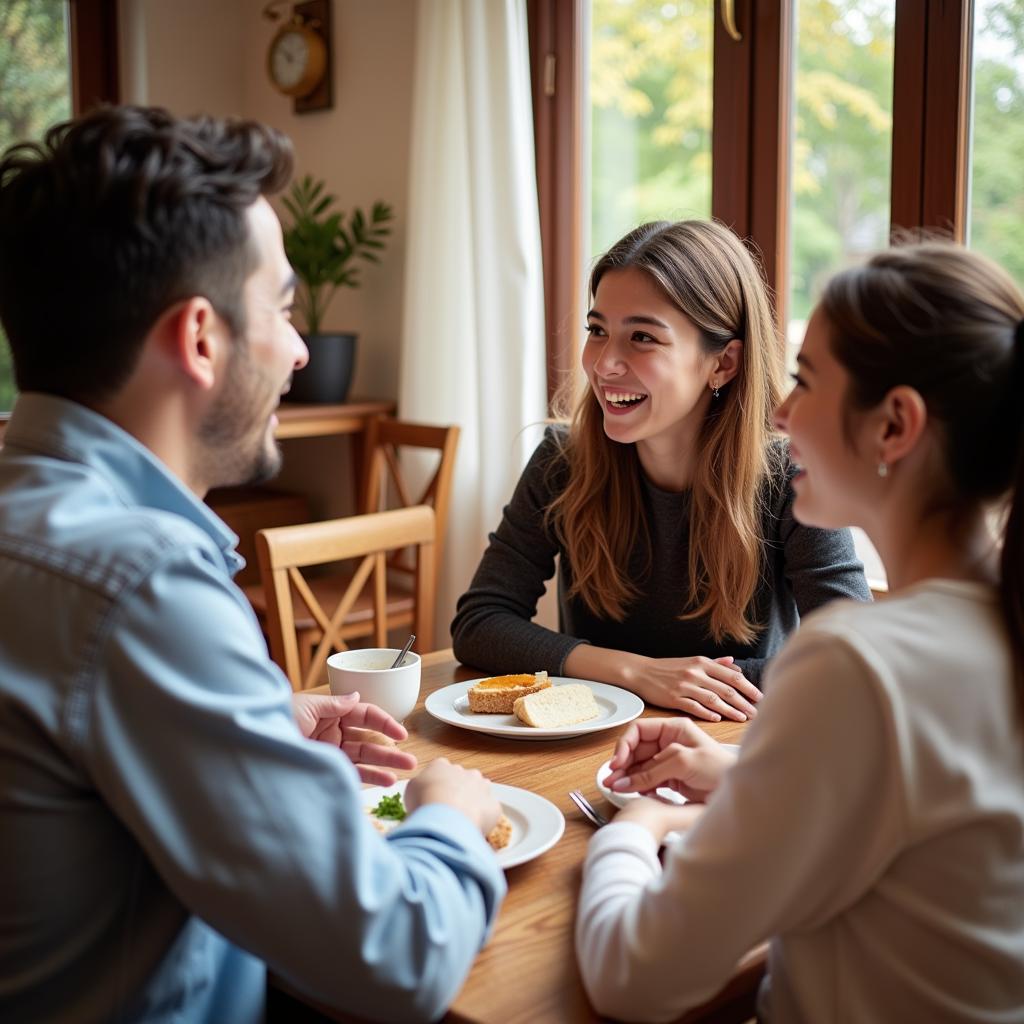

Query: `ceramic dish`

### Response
(424, 677, 643, 740)
(361, 780, 565, 869)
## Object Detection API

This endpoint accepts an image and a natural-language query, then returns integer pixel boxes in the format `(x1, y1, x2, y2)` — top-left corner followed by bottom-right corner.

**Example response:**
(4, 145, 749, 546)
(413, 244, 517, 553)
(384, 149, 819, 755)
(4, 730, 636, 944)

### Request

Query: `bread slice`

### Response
(467, 671, 550, 714)
(513, 683, 601, 728)
(486, 813, 513, 851)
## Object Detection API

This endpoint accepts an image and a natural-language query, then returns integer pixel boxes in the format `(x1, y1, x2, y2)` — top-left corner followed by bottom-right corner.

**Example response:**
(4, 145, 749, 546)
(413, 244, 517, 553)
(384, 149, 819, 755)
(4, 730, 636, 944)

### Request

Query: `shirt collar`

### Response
(3, 392, 243, 571)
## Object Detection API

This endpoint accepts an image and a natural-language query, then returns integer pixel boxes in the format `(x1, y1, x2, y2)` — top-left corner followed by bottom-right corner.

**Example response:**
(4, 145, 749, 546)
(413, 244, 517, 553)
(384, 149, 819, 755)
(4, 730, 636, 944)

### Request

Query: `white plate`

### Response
(596, 744, 741, 808)
(361, 780, 565, 869)
(424, 677, 644, 740)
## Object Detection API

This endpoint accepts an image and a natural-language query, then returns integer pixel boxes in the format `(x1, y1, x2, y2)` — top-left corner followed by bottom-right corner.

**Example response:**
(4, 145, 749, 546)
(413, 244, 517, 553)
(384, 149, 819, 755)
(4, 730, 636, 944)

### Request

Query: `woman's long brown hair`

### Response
(546, 220, 785, 644)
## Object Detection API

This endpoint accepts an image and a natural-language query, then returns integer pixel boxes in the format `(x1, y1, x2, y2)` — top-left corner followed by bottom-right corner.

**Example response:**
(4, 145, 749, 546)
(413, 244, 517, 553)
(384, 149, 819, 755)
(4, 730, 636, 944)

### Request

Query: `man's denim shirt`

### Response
(0, 394, 504, 1023)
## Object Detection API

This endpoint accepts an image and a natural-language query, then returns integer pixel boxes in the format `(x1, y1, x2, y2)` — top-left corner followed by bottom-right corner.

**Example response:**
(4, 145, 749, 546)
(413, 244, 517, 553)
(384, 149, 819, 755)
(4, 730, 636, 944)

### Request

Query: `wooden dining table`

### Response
(273, 650, 765, 1024)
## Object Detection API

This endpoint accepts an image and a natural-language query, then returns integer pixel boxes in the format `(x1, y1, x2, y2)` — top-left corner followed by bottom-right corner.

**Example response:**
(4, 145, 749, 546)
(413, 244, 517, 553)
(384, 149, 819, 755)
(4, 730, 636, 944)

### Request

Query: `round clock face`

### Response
(271, 30, 311, 91)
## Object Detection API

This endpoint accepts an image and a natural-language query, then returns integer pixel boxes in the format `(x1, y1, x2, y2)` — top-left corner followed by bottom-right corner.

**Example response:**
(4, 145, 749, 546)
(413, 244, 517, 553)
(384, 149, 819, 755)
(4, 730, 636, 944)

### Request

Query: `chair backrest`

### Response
(360, 418, 459, 573)
(255, 505, 436, 691)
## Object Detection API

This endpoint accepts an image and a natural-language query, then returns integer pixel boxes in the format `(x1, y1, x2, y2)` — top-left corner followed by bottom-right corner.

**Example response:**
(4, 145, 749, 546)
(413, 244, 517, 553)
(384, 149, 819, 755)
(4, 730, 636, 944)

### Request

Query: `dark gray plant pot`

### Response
(285, 332, 357, 404)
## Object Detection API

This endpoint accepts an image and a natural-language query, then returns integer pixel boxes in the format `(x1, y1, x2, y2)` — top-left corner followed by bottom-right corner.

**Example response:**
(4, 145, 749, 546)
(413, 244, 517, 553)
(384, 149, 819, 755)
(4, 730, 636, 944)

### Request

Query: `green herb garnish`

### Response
(372, 793, 407, 821)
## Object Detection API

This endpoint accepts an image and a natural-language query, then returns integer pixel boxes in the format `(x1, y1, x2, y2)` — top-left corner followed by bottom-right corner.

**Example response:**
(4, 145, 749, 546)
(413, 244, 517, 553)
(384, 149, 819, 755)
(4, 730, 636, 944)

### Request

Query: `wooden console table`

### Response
(274, 398, 396, 440)
(0, 398, 397, 446)
(274, 396, 396, 517)
(210, 398, 397, 585)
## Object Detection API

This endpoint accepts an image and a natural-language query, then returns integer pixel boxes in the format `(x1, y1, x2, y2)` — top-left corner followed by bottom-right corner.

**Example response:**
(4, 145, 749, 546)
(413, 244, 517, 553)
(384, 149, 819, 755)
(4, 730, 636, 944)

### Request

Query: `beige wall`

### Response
(122, 0, 417, 517)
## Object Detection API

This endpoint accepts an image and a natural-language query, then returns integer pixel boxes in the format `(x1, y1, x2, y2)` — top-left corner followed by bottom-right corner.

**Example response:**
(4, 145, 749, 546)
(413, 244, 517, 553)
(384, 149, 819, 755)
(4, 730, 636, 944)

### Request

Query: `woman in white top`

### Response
(575, 242, 1024, 1024)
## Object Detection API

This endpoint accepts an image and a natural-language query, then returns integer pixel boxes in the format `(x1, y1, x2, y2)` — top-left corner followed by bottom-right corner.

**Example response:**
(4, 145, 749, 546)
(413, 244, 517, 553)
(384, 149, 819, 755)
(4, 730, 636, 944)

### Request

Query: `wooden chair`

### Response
(255, 505, 436, 691)
(360, 417, 459, 545)
(244, 418, 459, 668)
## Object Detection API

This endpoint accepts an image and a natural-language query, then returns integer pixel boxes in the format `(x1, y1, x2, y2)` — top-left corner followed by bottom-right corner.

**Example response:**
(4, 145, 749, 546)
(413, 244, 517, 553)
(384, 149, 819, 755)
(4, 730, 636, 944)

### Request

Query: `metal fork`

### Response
(569, 789, 609, 828)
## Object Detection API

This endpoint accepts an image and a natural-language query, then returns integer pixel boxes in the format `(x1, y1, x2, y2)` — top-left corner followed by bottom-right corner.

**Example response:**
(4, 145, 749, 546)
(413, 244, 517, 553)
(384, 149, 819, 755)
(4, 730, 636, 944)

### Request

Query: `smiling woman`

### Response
(452, 219, 870, 720)
(576, 239, 1024, 1024)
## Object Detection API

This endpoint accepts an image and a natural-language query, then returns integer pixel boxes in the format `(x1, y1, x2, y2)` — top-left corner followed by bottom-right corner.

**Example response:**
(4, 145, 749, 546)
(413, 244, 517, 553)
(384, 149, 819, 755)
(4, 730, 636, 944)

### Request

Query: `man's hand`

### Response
(291, 692, 416, 786)
(628, 655, 761, 721)
(604, 717, 738, 803)
(405, 758, 502, 837)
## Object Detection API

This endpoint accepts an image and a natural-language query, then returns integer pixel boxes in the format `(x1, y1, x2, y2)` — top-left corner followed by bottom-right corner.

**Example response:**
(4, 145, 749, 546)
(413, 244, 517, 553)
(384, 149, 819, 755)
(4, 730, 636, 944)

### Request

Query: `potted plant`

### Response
(280, 174, 393, 403)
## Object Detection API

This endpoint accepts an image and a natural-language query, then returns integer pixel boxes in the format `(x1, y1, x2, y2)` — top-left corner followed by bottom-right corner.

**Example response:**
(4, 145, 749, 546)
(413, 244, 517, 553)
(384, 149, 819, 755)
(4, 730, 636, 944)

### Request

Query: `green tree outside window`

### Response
(589, 0, 1023, 331)
(0, 0, 72, 412)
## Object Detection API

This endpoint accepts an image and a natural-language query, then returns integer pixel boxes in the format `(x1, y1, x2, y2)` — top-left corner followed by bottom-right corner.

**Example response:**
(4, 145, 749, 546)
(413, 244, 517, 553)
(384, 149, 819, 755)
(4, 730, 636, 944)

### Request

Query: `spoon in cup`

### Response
(390, 634, 416, 669)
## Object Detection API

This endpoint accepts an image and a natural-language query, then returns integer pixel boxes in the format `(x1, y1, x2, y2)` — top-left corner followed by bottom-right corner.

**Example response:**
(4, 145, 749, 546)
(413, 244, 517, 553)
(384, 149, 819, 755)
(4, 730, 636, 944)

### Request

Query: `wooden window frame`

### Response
(711, 1, 792, 333)
(527, 0, 584, 405)
(0, 0, 119, 431)
(890, 0, 972, 241)
(532, 0, 977, 390)
(69, 0, 120, 113)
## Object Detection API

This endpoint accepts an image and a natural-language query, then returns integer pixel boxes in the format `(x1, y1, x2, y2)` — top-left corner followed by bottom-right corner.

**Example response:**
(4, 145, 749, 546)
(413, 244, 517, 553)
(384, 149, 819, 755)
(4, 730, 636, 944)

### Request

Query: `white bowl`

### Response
(327, 648, 421, 723)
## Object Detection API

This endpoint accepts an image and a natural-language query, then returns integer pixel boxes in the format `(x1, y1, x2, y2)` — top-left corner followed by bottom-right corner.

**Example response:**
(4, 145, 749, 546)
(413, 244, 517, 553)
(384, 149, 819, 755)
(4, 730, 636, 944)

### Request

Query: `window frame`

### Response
(70, 0, 121, 113)
(531, 0, 975, 403)
(527, 0, 585, 405)
(0, 0, 119, 430)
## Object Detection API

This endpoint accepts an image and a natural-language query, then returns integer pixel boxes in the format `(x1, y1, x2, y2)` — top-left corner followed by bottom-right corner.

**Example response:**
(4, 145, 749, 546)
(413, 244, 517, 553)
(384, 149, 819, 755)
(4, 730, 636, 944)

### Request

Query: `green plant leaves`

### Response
(281, 173, 394, 334)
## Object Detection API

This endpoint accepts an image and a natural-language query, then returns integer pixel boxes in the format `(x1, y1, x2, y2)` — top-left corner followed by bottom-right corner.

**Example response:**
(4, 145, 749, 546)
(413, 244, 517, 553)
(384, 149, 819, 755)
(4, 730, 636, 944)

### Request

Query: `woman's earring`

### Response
(711, 382, 721, 400)
(877, 461, 889, 478)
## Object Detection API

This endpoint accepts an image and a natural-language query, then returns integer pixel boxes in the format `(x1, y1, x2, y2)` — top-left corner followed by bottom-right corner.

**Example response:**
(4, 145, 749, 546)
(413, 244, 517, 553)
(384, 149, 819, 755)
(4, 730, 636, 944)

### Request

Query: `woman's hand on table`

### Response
(604, 718, 739, 803)
(565, 646, 761, 721)
(627, 654, 761, 721)
(291, 692, 417, 786)
(406, 758, 502, 837)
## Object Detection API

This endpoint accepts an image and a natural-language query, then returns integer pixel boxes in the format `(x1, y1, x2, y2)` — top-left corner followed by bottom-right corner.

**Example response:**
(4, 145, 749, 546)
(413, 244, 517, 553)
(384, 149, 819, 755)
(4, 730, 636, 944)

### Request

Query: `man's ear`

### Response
(875, 385, 928, 466)
(156, 297, 224, 392)
(711, 339, 743, 387)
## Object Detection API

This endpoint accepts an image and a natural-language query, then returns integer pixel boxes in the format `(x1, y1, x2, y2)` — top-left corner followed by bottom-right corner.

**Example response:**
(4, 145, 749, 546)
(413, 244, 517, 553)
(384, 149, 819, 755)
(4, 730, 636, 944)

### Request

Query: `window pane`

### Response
(968, 0, 1024, 286)
(588, 0, 713, 261)
(788, 0, 895, 359)
(0, 0, 72, 413)
(788, 1, 894, 588)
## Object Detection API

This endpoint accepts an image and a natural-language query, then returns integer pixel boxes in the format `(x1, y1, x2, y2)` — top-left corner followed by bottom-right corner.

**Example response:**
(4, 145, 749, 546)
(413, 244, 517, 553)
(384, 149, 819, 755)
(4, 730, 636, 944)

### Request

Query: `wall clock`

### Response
(264, 0, 333, 114)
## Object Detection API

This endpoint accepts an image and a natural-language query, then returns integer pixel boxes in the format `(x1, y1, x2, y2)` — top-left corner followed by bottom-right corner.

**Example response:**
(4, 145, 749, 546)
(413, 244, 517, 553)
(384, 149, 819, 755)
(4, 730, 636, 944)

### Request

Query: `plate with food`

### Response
(424, 673, 644, 740)
(595, 744, 741, 808)
(361, 780, 565, 869)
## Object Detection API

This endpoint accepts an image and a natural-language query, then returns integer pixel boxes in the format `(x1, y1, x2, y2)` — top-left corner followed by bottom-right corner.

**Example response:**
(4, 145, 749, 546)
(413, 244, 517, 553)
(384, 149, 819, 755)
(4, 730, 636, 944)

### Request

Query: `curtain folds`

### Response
(399, 0, 547, 648)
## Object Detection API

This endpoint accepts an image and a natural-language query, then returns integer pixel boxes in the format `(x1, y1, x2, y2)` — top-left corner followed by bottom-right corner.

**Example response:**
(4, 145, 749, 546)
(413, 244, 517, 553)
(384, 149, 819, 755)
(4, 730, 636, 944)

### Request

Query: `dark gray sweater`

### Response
(451, 429, 870, 685)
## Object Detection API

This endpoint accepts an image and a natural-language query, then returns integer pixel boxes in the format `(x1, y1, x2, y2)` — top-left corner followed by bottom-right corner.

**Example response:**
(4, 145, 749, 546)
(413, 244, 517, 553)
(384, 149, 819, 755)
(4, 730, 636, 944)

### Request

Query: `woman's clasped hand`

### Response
(617, 653, 760, 721)
(603, 717, 738, 804)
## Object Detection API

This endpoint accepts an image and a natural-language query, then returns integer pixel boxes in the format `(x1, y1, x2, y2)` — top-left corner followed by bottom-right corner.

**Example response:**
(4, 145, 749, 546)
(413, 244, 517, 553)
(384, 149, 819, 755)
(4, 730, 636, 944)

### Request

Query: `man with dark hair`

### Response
(0, 106, 505, 1023)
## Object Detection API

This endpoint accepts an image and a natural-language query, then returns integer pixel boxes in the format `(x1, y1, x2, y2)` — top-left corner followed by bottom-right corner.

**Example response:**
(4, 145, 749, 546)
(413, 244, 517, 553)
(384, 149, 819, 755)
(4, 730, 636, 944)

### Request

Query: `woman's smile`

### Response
(601, 388, 650, 414)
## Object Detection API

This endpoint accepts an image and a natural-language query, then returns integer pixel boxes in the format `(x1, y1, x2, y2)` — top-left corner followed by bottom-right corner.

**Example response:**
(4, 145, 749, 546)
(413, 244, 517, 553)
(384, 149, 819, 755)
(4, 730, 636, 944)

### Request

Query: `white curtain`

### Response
(399, 0, 548, 649)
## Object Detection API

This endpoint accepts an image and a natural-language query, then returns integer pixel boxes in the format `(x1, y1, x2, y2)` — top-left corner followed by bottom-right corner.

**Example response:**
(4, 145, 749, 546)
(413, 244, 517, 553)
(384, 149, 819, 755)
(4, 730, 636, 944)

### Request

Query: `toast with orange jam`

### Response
(467, 671, 550, 714)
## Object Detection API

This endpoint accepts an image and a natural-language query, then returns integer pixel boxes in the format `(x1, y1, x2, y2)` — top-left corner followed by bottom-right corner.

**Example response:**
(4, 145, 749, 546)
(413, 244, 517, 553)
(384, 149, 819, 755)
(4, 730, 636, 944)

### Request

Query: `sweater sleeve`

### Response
(733, 468, 871, 684)
(777, 475, 871, 614)
(450, 429, 589, 675)
(576, 626, 904, 1022)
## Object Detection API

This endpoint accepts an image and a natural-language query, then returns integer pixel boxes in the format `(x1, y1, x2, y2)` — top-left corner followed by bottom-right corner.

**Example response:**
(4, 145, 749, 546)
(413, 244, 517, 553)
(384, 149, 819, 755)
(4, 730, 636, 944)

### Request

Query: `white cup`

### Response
(326, 648, 422, 723)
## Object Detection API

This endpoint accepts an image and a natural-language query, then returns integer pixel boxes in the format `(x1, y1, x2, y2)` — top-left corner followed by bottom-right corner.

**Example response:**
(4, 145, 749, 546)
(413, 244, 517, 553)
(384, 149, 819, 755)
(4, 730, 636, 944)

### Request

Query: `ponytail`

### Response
(999, 319, 1024, 712)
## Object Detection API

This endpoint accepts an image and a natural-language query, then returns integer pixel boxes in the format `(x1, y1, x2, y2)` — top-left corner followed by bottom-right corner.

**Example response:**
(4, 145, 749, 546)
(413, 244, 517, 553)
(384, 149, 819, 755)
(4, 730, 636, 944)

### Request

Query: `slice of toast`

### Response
(467, 671, 550, 714)
(487, 813, 513, 851)
(513, 683, 600, 728)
